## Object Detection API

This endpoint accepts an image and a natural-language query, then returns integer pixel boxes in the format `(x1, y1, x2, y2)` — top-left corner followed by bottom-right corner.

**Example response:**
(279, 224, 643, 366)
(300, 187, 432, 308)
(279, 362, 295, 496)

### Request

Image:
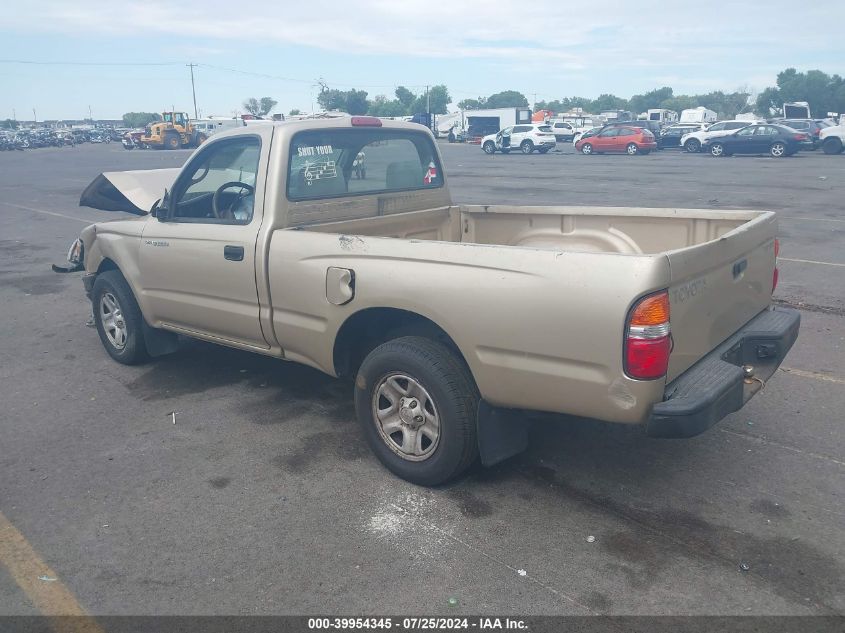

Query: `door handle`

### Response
(224, 245, 244, 261)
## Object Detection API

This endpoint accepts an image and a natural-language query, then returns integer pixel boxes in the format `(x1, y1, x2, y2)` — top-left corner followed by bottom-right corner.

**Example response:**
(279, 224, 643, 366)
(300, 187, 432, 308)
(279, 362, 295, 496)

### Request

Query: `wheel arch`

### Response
(332, 307, 472, 381)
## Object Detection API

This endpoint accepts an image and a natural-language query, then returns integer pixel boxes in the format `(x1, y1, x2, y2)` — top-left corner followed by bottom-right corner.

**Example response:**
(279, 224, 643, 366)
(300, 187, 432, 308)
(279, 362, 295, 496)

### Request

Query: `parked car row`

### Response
(569, 119, 828, 158)
(0, 127, 126, 151)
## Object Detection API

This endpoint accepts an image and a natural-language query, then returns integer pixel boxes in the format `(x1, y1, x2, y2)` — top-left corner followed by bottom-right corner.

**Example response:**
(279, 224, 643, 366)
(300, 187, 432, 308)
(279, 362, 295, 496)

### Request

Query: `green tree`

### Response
(289, 108, 302, 116)
(457, 97, 486, 110)
(755, 87, 782, 116)
(1, 118, 19, 130)
(628, 87, 673, 114)
(411, 85, 451, 114)
(395, 86, 416, 110)
(368, 95, 407, 117)
(659, 95, 698, 114)
(590, 94, 629, 112)
(754, 68, 845, 118)
(345, 89, 370, 115)
(316, 88, 348, 111)
(122, 112, 161, 128)
(243, 97, 277, 116)
(485, 90, 529, 108)
(259, 97, 278, 115)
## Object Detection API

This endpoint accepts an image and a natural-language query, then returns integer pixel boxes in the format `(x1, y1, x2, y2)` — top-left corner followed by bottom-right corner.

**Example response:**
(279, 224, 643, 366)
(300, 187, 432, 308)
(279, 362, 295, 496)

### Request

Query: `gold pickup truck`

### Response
(55, 117, 800, 485)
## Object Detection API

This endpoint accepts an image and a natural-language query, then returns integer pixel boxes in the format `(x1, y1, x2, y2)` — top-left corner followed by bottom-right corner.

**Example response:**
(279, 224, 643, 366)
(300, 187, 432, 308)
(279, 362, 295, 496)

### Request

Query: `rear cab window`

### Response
(287, 128, 443, 202)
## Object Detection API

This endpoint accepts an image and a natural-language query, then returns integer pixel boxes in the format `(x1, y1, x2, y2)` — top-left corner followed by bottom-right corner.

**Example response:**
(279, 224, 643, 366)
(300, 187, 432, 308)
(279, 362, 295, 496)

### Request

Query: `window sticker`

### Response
(424, 162, 437, 185)
(297, 145, 334, 157)
(304, 159, 337, 185)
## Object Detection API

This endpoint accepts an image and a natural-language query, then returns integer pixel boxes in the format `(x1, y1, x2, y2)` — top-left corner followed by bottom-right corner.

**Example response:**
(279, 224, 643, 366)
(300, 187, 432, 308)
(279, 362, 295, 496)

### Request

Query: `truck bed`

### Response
(301, 205, 777, 383)
(303, 204, 761, 255)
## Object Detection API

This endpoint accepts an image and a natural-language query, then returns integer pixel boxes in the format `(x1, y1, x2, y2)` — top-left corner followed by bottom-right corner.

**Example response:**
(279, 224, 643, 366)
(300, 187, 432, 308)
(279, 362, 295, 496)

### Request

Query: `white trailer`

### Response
(782, 102, 811, 119)
(464, 107, 533, 138)
(680, 107, 717, 124)
(191, 118, 246, 136)
(647, 109, 678, 123)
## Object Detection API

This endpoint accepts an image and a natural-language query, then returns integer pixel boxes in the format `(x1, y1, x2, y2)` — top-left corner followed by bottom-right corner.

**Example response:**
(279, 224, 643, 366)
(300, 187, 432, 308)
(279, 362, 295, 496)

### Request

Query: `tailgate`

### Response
(666, 212, 777, 381)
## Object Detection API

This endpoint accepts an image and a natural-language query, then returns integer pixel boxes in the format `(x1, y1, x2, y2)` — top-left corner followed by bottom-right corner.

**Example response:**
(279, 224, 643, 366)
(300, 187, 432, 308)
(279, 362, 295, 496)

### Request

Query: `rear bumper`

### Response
(646, 306, 800, 438)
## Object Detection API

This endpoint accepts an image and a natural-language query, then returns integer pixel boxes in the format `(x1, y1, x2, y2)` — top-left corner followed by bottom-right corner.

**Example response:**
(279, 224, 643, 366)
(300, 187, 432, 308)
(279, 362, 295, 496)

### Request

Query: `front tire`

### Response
(580, 143, 593, 155)
(710, 143, 725, 157)
(354, 336, 479, 486)
(684, 139, 701, 153)
(91, 270, 149, 365)
(482, 141, 496, 155)
(770, 142, 787, 158)
(822, 137, 843, 155)
(520, 140, 534, 154)
(164, 133, 181, 150)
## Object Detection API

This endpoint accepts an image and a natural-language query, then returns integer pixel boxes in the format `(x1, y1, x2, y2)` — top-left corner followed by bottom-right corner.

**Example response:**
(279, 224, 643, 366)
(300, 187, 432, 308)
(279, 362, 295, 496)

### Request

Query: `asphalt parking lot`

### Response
(1, 141, 843, 617)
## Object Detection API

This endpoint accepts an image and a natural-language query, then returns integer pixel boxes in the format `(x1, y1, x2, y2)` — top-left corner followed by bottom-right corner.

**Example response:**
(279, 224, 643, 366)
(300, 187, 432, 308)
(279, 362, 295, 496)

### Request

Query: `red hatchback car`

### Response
(576, 124, 657, 155)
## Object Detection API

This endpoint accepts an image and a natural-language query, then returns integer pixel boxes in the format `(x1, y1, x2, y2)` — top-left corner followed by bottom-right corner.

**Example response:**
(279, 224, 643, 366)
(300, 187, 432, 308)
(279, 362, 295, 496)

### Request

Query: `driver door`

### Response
(498, 127, 512, 149)
(139, 134, 269, 349)
(730, 125, 759, 152)
(594, 127, 620, 151)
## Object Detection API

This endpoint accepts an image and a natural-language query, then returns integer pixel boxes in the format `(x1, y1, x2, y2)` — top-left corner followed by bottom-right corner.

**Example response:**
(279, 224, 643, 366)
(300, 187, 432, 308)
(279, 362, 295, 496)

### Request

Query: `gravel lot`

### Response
(0, 141, 843, 616)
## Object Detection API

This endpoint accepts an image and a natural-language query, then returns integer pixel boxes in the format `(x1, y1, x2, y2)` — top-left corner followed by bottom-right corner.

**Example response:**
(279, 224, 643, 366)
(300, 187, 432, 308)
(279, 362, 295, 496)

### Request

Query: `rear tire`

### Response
(354, 336, 479, 486)
(521, 140, 534, 154)
(482, 141, 495, 155)
(91, 270, 149, 365)
(770, 142, 787, 158)
(626, 143, 639, 155)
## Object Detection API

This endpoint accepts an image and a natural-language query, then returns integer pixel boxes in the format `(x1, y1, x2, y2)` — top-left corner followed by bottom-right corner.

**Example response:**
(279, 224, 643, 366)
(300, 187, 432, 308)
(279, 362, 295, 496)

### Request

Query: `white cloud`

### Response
(3, 0, 839, 69)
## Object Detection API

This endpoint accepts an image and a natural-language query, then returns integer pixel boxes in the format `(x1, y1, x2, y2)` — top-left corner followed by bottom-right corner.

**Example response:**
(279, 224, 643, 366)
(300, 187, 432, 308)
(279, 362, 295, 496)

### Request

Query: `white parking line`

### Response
(0, 201, 96, 224)
(779, 257, 845, 268)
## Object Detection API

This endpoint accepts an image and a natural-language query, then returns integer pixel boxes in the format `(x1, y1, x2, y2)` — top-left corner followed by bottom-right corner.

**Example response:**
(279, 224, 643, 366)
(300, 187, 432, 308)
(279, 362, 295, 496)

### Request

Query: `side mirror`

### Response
(153, 188, 170, 221)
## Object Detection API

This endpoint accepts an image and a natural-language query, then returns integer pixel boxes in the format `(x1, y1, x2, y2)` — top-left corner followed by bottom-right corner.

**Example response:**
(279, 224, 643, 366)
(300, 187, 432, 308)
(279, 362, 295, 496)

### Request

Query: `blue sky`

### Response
(1, 0, 843, 120)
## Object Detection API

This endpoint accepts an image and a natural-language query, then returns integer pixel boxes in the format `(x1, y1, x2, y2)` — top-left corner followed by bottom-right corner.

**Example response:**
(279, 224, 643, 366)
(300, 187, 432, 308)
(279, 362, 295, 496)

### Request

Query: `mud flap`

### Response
(142, 320, 181, 358)
(477, 401, 529, 467)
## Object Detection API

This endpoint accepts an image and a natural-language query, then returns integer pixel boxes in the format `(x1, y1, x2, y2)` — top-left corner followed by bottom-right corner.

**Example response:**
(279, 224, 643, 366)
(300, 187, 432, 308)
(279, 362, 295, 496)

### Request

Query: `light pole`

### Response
(187, 63, 198, 119)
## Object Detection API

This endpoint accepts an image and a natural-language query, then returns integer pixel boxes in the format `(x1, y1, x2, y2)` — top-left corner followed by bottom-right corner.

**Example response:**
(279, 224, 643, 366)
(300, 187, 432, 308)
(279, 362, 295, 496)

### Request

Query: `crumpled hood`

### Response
(79, 168, 181, 215)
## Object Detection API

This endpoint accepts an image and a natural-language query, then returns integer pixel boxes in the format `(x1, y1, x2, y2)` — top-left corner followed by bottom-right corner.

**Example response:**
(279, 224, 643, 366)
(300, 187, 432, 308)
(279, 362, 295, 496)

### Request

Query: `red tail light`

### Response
(625, 291, 671, 380)
(351, 116, 382, 127)
(772, 238, 780, 293)
(793, 134, 807, 141)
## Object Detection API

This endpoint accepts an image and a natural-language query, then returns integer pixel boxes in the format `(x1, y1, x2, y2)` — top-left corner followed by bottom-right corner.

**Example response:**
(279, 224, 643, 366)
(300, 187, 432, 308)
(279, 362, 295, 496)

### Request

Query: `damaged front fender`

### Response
(51, 238, 84, 273)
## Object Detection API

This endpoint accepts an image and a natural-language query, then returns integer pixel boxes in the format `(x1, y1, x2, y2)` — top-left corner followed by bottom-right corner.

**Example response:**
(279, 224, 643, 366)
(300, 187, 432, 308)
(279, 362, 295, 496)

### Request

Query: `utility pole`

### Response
(187, 63, 198, 119)
(88, 105, 93, 122)
(32, 108, 36, 124)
